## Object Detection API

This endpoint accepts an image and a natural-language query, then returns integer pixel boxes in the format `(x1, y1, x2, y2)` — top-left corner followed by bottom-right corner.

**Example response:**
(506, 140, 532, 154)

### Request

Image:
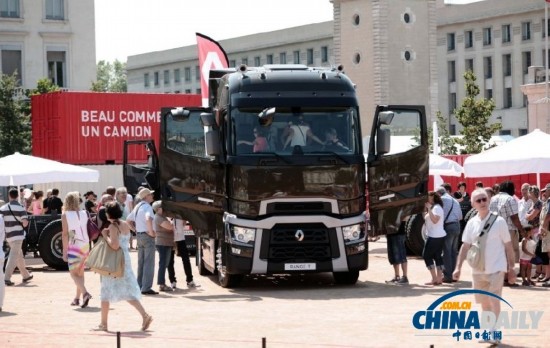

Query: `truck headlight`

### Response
(342, 224, 363, 243)
(231, 226, 256, 244)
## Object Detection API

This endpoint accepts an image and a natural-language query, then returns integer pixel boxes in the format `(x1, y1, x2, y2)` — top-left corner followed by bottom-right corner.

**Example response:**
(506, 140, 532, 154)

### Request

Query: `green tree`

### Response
(91, 60, 127, 92)
(412, 110, 458, 154)
(0, 72, 31, 156)
(454, 70, 501, 154)
(26, 78, 60, 97)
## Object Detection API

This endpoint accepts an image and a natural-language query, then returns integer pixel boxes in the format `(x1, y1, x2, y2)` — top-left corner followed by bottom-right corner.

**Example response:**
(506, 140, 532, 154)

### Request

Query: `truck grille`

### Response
(262, 223, 338, 261)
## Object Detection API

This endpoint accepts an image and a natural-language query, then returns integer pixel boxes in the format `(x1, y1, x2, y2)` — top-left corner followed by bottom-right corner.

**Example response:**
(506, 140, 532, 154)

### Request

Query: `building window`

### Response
(229, 59, 236, 67)
(483, 27, 492, 46)
(196, 88, 201, 94)
(174, 68, 181, 83)
(449, 93, 457, 115)
(154, 72, 159, 86)
(254, 56, 260, 66)
(279, 52, 286, 64)
(501, 24, 511, 43)
(503, 54, 512, 76)
(543, 18, 550, 37)
(448, 60, 456, 82)
(522, 21, 531, 41)
(544, 49, 550, 67)
(185, 89, 191, 94)
(144, 73, 149, 88)
(47, 51, 66, 87)
(163, 70, 169, 85)
(321, 46, 328, 63)
(45, 0, 64, 20)
(293, 50, 300, 64)
(266, 54, 273, 64)
(242, 57, 248, 65)
(195, 66, 200, 81)
(0, 0, 20, 18)
(184, 67, 191, 82)
(519, 128, 528, 136)
(522, 51, 531, 75)
(499, 129, 511, 136)
(465, 58, 474, 73)
(484, 56, 492, 79)
(464, 30, 473, 49)
(307, 48, 314, 65)
(447, 33, 455, 51)
(485, 88, 493, 100)
(504, 87, 512, 108)
(1, 49, 22, 81)
(450, 124, 456, 135)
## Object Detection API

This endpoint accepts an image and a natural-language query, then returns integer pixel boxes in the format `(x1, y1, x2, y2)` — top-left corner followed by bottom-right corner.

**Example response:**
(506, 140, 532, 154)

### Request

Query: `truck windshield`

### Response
(231, 107, 360, 156)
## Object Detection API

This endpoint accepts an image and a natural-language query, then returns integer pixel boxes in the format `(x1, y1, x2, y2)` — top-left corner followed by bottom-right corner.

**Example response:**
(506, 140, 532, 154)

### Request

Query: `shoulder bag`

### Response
(466, 212, 498, 271)
(85, 225, 124, 278)
(85, 211, 101, 241)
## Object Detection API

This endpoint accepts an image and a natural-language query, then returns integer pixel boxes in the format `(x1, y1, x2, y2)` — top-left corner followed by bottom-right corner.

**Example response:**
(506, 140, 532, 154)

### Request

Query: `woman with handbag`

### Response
(95, 201, 152, 332)
(422, 191, 446, 286)
(61, 192, 92, 308)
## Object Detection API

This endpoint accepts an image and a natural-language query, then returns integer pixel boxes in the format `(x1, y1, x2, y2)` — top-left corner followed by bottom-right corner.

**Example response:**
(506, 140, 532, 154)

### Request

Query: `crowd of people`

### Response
(0, 185, 198, 330)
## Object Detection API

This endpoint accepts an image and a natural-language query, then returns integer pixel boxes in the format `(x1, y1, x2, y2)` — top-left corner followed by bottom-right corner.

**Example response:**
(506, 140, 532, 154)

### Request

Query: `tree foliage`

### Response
(454, 71, 501, 154)
(0, 73, 31, 156)
(91, 60, 127, 92)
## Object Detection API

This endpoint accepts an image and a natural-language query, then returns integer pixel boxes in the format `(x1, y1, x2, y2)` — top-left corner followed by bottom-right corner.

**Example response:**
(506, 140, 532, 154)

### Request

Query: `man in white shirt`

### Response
(453, 188, 516, 344)
(126, 188, 157, 295)
(518, 183, 532, 225)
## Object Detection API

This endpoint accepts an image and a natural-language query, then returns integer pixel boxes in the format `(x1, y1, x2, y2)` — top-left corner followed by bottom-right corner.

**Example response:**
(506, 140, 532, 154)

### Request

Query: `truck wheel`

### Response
(38, 219, 68, 270)
(196, 238, 211, 276)
(333, 270, 360, 285)
(405, 213, 425, 257)
(216, 245, 242, 288)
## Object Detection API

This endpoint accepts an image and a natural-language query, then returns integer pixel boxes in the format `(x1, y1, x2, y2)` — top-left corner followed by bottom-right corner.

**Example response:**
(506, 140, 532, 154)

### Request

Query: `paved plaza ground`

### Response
(0, 238, 548, 347)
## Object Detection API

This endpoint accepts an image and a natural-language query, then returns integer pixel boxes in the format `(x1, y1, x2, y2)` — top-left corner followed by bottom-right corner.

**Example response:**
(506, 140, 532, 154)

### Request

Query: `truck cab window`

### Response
(378, 109, 422, 155)
(231, 107, 360, 156)
(165, 112, 206, 158)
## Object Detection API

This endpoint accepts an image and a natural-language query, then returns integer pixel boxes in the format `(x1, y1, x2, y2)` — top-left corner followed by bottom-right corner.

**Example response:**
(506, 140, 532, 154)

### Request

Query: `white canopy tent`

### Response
(429, 154, 463, 189)
(0, 152, 99, 186)
(463, 129, 550, 188)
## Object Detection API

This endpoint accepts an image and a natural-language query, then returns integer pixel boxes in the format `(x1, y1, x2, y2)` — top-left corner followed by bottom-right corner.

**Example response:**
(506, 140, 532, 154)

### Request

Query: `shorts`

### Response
(535, 239, 550, 265)
(519, 259, 531, 266)
(387, 233, 407, 265)
(472, 272, 504, 304)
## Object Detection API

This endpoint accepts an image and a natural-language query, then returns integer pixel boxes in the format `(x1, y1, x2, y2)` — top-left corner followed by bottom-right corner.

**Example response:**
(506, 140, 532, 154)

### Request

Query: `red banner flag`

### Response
(196, 33, 229, 107)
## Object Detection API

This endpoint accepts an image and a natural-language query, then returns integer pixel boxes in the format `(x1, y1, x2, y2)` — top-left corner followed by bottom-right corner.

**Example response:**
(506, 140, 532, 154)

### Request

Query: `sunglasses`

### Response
(475, 197, 488, 204)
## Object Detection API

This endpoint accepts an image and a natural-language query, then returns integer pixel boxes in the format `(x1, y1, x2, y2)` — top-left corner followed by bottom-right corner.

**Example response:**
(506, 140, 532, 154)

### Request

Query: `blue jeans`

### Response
(136, 233, 156, 292)
(443, 221, 461, 279)
(156, 245, 172, 286)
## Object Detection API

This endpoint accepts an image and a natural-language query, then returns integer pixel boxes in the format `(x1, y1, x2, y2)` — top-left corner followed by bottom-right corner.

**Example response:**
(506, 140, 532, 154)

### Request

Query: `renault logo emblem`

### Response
(295, 229, 305, 242)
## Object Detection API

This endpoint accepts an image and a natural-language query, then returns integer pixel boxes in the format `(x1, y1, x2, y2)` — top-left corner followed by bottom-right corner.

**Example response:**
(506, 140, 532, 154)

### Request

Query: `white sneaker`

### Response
(187, 281, 200, 288)
(171, 282, 177, 289)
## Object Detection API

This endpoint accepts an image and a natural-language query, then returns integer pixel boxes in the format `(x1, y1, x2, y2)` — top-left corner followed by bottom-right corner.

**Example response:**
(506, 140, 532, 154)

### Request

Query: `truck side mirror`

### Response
(378, 111, 394, 126)
(205, 130, 220, 156)
(200, 112, 216, 127)
(258, 107, 276, 127)
(376, 128, 391, 155)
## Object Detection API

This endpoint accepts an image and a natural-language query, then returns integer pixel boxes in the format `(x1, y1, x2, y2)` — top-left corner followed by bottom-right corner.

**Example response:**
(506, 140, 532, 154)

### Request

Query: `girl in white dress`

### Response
(62, 191, 92, 308)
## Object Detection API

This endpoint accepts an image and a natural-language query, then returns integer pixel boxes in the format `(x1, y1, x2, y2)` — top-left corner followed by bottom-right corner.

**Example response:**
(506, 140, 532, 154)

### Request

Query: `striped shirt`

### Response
(0, 201, 28, 242)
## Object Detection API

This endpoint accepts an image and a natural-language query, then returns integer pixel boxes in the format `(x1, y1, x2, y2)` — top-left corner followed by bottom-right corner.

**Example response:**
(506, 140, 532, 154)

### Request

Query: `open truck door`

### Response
(122, 139, 160, 198)
(366, 105, 428, 236)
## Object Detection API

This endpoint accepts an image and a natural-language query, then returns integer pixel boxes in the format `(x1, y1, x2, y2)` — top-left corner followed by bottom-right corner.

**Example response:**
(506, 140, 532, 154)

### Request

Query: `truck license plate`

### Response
(284, 263, 316, 271)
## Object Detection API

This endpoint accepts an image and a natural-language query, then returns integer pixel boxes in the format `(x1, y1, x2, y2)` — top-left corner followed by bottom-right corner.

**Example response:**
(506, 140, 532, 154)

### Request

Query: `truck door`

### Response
(158, 107, 225, 239)
(366, 105, 428, 235)
(122, 139, 160, 198)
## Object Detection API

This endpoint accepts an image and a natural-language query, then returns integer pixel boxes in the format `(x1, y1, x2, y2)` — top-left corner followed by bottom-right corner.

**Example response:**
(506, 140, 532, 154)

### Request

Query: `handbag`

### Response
(85, 227, 124, 278)
(467, 212, 498, 271)
(86, 211, 101, 241)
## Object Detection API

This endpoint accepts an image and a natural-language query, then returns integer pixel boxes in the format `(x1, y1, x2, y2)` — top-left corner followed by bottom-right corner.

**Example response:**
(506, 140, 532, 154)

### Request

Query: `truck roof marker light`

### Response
(260, 72, 266, 80)
(321, 72, 327, 80)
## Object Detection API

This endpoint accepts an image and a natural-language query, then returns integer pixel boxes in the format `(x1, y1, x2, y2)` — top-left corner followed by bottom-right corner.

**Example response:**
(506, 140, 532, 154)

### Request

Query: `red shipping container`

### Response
(31, 91, 201, 164)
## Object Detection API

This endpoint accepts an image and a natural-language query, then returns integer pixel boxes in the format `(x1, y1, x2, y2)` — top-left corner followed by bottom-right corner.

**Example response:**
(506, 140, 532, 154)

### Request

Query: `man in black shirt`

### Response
(43, 188, 63, 215)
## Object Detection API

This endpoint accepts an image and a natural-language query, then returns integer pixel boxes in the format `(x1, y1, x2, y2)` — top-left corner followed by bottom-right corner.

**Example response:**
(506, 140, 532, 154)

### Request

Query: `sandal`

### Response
(81, 293, 92, 308)
(70, 298, 80, 306)
(531, 272, 542, 279)
(91, 323, 108, 332)
(141, 314, 153, 331)
(424, 281, 436, 286)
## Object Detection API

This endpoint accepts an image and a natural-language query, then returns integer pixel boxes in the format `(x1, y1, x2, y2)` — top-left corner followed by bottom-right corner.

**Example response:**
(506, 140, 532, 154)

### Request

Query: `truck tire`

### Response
(196, 238, 211, 276)
(333, 270, 360, 285)
(405, 213, 425, 257)
(38, 219, 68, 270)
(216, 245, 242, 288)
